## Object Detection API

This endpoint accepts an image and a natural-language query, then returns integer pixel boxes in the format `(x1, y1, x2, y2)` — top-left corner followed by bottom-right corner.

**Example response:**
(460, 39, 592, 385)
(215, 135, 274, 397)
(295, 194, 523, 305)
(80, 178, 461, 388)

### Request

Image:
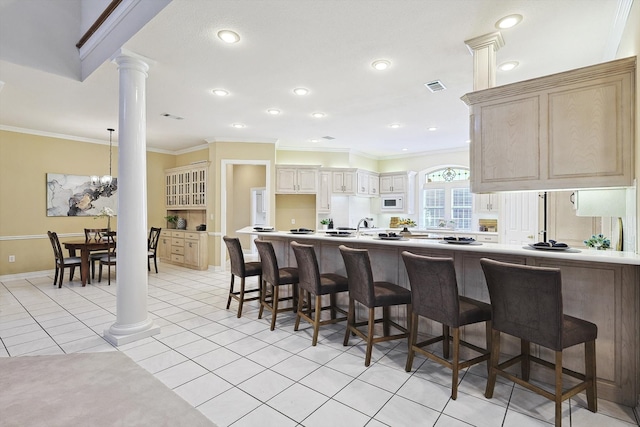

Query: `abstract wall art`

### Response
(46, 173, 118, 217)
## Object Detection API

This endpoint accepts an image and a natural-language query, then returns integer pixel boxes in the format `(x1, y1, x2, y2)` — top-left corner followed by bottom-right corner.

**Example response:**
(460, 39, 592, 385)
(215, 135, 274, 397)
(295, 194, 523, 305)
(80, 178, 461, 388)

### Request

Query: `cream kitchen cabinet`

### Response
(317, 171, 331, 213)
(276, 166, 319, 194)
(379, 172, 415, 194)
(461, 57, 635, 192)
(158, 230, 208, 270)
(357, 170, 379, 196)
(332, 169, 356, 194)
(475, 193, 499, 213)
(165, 163, 208, 209)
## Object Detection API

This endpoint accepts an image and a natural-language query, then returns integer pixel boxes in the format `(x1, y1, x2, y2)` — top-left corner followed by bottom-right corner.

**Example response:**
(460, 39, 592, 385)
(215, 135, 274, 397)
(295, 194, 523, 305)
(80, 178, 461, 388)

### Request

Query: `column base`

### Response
(103, 319, 160, 346)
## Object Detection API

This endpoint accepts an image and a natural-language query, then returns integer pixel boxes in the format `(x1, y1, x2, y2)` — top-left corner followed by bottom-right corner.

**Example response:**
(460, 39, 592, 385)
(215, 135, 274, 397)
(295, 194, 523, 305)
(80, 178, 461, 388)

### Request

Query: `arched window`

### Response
(421, 167, 472, 230)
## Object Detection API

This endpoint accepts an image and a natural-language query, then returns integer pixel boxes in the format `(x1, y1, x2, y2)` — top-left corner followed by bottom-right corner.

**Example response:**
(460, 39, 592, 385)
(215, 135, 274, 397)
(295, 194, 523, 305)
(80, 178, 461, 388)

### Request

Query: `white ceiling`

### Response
(0, 0, 630, 158)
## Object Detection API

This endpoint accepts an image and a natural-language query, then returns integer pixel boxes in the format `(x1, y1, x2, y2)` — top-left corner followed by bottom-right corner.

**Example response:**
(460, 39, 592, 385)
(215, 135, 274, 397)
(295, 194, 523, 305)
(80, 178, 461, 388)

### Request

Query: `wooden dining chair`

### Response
(148, 227, 161, 273)
(84, 228, 109, 282)
(98, 231, 117, 285)
(47, 231, 81, 288)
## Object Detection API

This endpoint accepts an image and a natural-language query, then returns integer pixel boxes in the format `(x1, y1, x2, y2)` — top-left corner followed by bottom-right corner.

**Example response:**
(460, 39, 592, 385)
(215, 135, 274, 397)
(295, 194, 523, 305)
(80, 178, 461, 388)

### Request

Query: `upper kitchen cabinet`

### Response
(317, 170, 331, 213)
(276, 165, 319, 194)
(357, 170, 379, 196)
(332, 169, 357, 195)
(165, 163, 208, 209)
(379, 171, 416, 194)
(461, 57, 635, 192)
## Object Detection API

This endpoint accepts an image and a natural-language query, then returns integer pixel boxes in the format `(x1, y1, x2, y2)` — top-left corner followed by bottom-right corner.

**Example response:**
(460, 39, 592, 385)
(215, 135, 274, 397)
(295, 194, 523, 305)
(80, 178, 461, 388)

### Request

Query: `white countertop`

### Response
(238, 227, 640, 266)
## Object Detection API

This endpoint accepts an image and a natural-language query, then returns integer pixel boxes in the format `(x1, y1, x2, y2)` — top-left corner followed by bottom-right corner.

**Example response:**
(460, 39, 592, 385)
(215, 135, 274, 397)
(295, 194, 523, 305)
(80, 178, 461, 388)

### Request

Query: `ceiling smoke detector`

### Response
(424, 80, 446, 92)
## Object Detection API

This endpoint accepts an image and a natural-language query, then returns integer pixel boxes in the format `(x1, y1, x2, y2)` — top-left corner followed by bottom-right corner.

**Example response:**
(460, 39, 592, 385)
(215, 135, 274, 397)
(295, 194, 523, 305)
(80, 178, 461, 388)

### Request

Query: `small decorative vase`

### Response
(177, 217, 187, 230)
(400, 227, 412, 237)
(321, 224, 328, 230)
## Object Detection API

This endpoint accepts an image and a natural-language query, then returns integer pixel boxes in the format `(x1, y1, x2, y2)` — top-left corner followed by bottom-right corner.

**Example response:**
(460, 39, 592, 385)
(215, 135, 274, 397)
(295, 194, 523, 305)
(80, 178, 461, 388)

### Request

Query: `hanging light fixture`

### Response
(91, 128, 116, 191)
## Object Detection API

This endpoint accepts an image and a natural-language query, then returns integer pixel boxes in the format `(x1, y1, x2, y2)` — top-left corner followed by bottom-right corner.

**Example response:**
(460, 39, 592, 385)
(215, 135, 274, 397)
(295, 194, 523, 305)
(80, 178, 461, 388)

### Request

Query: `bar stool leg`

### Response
(443, 324, 450, 359)
(365, 308, 375, 366)
(554, 351, 563, 427)
(485, 329, 501, 398)
(344, 298, 355, 346)
(451, 327, 461, 400)
(585, 340, 597, 412)
(522, 339, 531, 381)
(405, 312, 418, 371)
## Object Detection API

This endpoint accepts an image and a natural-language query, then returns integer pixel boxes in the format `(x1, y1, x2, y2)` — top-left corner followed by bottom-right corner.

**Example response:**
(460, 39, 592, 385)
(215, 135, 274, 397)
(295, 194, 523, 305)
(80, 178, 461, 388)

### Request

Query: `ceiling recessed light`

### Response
(266, 108, 281, 115)
(428, 127, 437, 131)
(402, 148, 408, 151)
(312, 112, 325, 118)
(293, 87, 309, 96)
(495, 14, 523, 29)
(466, 139, 471, 143)
(217, 30, 240, 43)
(389, 123, 401, 129)
(372, 59, 391, 71)
(212, 89, 229, 96)
(499, 61, 519, 71)
(310, 139, 319, 143)
(231, 123, 245, 128)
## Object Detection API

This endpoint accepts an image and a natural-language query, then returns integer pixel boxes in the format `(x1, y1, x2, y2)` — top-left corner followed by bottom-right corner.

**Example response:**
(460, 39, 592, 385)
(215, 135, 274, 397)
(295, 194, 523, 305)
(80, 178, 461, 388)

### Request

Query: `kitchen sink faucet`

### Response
(356, 217, 374, 237)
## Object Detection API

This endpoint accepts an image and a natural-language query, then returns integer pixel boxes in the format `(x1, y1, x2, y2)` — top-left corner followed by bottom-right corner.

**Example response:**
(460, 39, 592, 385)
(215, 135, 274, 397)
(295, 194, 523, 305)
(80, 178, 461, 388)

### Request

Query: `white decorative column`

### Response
(104, 50, 160, 346)
(464, 32, 504, 91)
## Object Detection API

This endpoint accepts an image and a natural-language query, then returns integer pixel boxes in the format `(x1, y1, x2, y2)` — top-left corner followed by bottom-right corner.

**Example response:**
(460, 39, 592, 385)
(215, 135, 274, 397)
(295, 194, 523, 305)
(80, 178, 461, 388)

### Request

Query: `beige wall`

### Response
(0, 130, 173, 275)
(275, 194, 316, 231)
(231, 165, 266, 248)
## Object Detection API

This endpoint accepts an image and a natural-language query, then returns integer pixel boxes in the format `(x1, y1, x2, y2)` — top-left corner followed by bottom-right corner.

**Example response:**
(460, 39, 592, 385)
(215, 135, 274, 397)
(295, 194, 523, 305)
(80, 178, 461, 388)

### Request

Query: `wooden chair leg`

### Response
(330, 293, 337, 319)
(294, 290, 305, 331)
(365, 307, 375, 366)
(153, 256, 158, 273)
(236, 277, 246, 318)
(485, 320, 492, 375)
(585, 340, 597, 412)
(270, 285, 279, 331)
(382, 306, 390, 336)
(53, 266, 59, 287)
(343, 298, 355, 346)
(98, 263, 103, 283)
(226, 275, 235, 309)
(405, 312, 419, 372)
(312, 294, 322, 346)
(522, 339, 531, 381)
(554, 350, 563, 427)
(442, 324, 450, 359)
(485, 329, 501, 399)
(69, 266, 75, 281)
(451, 327, 461, 400)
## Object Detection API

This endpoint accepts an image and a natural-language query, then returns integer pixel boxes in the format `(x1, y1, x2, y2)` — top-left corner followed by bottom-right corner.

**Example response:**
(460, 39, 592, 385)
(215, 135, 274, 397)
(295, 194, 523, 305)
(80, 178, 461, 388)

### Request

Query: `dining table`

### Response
(63, 239, 115, 286)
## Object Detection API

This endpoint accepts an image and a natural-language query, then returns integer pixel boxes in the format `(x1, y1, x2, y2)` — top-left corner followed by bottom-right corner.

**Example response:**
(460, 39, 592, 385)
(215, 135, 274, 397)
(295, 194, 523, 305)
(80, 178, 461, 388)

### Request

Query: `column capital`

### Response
(111, 48, 154, 74)
(464, 32, 505, 55)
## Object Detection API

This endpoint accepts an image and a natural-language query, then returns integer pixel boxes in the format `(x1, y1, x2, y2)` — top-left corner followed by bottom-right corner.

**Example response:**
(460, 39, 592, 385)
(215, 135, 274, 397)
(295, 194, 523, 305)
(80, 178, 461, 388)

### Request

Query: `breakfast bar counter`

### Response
(238, 227, 640, 406)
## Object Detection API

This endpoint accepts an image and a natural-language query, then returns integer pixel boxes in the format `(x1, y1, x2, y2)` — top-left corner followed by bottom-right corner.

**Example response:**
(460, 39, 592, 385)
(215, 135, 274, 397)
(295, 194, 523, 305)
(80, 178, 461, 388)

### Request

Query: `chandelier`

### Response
(90, 128, 117, 194)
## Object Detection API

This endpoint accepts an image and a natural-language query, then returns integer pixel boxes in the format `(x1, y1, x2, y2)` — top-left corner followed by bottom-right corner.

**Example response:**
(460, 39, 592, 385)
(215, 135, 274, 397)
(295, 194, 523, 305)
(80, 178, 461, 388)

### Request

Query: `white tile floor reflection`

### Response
(1, 263, 638, 427)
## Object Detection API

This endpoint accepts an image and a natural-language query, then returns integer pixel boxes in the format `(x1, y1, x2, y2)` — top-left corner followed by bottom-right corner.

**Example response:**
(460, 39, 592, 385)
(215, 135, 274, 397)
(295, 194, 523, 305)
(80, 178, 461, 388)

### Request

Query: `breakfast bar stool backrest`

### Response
(290, 241, 322, 294)
(402, 252, 461, 327)
(338, 245, 375, 305)
(481, 259, 564, 350)
(255, 239, 280, 286)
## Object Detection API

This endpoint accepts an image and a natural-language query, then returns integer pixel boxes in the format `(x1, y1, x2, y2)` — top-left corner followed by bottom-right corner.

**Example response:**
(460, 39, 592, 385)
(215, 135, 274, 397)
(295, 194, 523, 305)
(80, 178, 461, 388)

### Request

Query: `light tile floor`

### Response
(1, 263, 638, 427)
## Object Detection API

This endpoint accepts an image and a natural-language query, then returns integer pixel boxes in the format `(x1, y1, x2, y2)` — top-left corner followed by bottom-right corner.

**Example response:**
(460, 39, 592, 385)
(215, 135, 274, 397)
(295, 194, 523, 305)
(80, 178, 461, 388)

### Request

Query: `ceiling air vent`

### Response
(161, 113, 184, 120)
(424, 80, 446, 92)
(322, 136, 335, 140)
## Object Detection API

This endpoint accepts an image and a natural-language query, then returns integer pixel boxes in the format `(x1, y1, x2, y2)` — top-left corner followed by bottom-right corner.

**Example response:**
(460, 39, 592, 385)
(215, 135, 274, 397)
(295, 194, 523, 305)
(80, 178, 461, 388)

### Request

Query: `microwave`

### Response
(381, 195, 404, 211)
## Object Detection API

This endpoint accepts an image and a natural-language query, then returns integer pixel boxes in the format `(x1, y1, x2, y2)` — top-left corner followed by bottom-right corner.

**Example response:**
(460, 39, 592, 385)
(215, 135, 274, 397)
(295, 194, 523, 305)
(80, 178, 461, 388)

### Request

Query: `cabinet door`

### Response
(357, 172, 370, 195)
(296, 168, 318, 193)
(475, 193, 498, 212)
(380, 174, 405, 193)
(379, 175, 394, 193)
(158, 231, 171, 260)
(369, 175, 379, 195)
(333, 172, 347, 193)
(332, 171, 355, 194)
(318, 171, 331, 213)
(276, 168, 298, 193)
(184, 239, 200, 267)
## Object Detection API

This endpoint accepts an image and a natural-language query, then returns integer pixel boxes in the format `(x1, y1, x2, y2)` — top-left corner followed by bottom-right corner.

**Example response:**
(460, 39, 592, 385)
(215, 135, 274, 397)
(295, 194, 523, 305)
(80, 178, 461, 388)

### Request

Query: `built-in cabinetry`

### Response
(331, 169, 356, 194)
(357, 170, 379, 196)
(158, 230, 208, 270)
(165, 163, 208, 209)
(461, 56, 635, 192)
(379, 172, 413, 194)
(276, 166, 319, 194)
(475, 193, 499, 213)
(317, 171, 331, 213)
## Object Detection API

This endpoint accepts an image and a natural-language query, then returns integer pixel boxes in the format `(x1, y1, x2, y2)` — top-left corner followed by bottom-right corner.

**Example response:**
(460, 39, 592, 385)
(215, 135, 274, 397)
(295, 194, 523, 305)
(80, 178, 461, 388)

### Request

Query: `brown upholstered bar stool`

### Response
(402, 251, 491, 400)
(255, 239, 299, 331)
(339, 245, 411, 366)
(291, 241, 348, 346)
(480, 258, 597, 427)
(223, 236, 262, 318)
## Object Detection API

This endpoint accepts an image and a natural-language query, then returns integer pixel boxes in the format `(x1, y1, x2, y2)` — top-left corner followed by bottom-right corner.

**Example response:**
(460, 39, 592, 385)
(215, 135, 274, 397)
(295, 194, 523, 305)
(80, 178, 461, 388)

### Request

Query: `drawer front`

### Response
(171, 246, 184, 255)
(172, 238, 184, 247)
(171, 254, 184, 263)
(171, 231, 184, 238)
(476, 234, 498, 243)
(185, 232, 200, 240)
(160, 230, 172, 238)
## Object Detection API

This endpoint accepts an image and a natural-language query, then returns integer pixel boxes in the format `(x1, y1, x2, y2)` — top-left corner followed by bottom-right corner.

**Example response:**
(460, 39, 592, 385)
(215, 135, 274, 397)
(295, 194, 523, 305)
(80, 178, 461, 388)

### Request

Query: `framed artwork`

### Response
(46, 173, 118, 217)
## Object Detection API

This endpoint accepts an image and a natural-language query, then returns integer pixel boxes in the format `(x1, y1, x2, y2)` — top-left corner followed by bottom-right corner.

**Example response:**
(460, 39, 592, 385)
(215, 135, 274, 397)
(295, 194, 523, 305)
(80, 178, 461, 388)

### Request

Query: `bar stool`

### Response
(480, 258, 597, 427)
(223, 236, 262, 318)
(401, 251, 491, 400)
(339, 245, 411, 366)
(290, 241, 348, 346)
(255, 239, 299, 331)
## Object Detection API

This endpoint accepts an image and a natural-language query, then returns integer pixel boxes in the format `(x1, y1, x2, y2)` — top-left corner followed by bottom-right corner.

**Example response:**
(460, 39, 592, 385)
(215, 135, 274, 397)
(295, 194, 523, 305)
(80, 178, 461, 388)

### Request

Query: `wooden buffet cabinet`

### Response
(244, 229, 640, 407)
(158, 230, 208, 270)
(461, 56, 635, 193)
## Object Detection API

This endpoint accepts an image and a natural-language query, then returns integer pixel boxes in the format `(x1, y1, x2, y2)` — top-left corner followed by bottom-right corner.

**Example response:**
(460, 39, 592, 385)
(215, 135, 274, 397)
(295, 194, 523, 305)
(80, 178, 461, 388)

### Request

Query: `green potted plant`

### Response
(584, 234, 610, 250)
(164, 215, 178, 229)
(320, 218, 331, 230)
